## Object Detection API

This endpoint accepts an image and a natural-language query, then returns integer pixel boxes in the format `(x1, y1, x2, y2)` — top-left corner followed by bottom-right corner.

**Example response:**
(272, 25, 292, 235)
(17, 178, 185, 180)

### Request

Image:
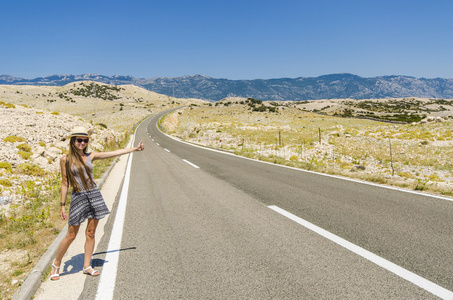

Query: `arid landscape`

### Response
(162, 97, 453, 196)
(1, 83, 453, 299)
(0, 82, 205, 299)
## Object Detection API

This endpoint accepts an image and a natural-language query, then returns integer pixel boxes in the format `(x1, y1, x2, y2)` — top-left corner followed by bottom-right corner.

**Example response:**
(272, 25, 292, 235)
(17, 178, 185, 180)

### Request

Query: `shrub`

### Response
(97, 123, 107, 129)
(4, 136, 26, 143)
(18, 151, 31, 159)
(0, 179, 12, 187)
(51, 111, 60, 115)
(39, 141, 46, 147)
(414, 179, 429, 191)
(15, 163, 46, 176)
(0, 162, 12, 173)
(0, 101, 15, 108)
(17, 143, 32, 153)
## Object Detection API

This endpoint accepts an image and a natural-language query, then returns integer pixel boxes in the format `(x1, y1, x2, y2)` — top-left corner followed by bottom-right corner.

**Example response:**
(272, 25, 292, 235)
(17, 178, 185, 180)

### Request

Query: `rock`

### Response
(350, 165, 366, 172)
(33, 146, 46, 156)
(0, 196, 11, 205)
(34, 156, 50, 168)
(44, 147, 62, 161)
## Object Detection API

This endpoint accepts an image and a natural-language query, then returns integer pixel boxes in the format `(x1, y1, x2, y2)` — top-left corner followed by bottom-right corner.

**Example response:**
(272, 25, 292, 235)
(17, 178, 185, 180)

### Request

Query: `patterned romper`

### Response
(68, 153, 110, 226)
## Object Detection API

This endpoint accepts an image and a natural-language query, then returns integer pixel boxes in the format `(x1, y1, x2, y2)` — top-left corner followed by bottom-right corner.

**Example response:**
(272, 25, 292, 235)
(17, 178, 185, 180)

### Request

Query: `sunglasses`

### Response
(76, 138, 89, 143)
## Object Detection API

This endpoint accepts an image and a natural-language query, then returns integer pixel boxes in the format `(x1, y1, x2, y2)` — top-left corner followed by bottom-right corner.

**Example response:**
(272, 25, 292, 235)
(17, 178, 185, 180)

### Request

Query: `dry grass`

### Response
(163, 99, 453, 197)
(0, 82, 208, 300)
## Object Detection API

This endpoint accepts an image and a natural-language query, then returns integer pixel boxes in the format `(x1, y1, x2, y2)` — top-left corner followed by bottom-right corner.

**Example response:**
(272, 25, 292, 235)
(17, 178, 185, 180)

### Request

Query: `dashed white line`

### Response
(156, 142, 160, 146)
(183, 159, 200, 169)
(164, 148, 170, 152)
(268, 205, 453, 300)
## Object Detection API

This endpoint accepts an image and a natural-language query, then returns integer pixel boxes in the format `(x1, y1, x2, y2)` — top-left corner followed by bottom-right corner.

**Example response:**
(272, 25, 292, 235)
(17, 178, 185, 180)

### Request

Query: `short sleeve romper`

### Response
(68, 153, 110, 226)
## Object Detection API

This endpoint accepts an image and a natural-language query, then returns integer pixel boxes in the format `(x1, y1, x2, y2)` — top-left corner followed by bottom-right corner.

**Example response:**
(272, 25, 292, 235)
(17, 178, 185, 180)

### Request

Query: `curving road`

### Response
(80, 110, 453, 299)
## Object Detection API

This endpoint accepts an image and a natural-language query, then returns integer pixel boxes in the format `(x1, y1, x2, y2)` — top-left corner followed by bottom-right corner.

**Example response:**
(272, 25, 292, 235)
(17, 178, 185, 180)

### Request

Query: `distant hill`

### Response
(1, 73, 453, 101)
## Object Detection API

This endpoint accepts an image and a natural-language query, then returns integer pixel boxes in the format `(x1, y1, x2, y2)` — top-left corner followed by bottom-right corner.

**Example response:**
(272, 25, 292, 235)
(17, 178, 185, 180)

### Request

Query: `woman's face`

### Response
(74, 136, 89, 150)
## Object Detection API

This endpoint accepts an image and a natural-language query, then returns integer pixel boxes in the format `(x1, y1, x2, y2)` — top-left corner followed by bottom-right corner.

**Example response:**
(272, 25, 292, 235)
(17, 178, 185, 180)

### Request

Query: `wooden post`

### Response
(279, 131, 282, 146)
(319, 128, 321, 144)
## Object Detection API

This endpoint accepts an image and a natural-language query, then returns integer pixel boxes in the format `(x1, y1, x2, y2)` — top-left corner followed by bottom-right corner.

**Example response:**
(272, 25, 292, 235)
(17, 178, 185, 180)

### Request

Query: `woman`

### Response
(50, 126, 144, 280)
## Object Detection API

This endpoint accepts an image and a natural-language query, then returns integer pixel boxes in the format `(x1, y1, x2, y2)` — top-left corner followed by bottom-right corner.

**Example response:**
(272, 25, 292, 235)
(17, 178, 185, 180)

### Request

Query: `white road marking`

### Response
(268, 205, 453, 300)
(164, 148, 170, 152)
(156, 113, 453, 203)
(156, 142, 160, 146)
(95, 146, 135, 300)
(183, 159, 200, 169)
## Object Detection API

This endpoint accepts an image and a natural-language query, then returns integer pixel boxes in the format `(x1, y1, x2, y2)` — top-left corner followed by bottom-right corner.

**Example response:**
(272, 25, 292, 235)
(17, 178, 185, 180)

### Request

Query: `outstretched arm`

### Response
(91, 140, 144, 161)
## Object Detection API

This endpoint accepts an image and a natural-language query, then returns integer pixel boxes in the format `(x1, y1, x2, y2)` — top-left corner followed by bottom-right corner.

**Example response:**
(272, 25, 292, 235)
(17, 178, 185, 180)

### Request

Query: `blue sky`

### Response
(1, 0, 452, 80)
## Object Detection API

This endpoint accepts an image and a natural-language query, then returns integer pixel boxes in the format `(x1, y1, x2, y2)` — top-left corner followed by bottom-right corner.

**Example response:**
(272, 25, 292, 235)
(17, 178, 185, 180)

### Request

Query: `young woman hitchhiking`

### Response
(50, 126, 144, 280)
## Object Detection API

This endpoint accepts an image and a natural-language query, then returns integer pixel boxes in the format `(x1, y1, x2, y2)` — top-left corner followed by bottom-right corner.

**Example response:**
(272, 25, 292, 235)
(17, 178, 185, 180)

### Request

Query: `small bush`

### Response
(0, 179, 12, 187)
(414, 179, 429, 191)
(15, 163, 46, 176)
(51, 111, 60, 115)
(0, 162, 12, 173)
(4, 136, 26, 143)
(39, 141, 46, 147)
(17, 143, 32, 153)
(0, 101, 15, 108)
(18, 151, 31, 159)
(97, 123, 107, 129)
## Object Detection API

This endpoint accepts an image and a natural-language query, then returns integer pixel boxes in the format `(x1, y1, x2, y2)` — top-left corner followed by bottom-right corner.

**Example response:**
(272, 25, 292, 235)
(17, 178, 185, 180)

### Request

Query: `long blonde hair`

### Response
(65, 137, 95, 193)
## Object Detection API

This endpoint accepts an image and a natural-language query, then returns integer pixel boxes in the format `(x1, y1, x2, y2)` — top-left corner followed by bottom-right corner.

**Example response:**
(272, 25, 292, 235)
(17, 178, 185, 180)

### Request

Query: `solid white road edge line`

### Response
(268, 205, 453, 300)
(156, 114, 453, 203)
(95, 151, 134, 300)
(183, 159, 200, 169)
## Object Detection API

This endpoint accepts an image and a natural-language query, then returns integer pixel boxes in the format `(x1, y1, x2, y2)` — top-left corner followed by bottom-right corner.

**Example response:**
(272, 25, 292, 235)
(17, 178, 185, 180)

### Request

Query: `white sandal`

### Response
(50, 259, 60, 281)
(83, 266, 100, 276)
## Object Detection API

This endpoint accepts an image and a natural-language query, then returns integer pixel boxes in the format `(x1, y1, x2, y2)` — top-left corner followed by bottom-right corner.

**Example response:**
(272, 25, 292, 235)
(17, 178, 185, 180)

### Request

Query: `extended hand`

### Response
(136, 140, 144, 151)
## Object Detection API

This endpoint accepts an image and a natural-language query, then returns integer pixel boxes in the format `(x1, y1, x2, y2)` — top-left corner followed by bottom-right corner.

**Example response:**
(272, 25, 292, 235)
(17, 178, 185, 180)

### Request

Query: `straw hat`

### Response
(69, 126, 89, 138)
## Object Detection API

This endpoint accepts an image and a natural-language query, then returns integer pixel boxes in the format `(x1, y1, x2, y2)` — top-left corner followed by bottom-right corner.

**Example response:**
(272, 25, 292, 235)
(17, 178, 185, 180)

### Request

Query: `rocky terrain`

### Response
(1, 83, 453, 298)
(0, 81, 207, 209)
(2, 73, 453, 101)
(0, 103, 119, 207)
(163, 97, 453, 197)
(0, 82, 207, 299)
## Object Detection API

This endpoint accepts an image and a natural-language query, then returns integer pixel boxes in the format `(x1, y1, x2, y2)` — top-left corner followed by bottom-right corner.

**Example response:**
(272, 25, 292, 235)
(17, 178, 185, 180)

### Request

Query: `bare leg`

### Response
(50, 224, 80, 278)
(83, 218, 100, 275)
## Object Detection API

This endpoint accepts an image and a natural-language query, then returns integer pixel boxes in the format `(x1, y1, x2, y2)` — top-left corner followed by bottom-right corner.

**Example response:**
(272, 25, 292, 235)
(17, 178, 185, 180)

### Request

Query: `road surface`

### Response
(77, 110, 453, 299)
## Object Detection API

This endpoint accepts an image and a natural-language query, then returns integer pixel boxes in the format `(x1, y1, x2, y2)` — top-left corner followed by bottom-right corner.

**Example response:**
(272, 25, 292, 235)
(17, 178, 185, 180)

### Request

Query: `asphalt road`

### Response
(79, 110, 453, 299)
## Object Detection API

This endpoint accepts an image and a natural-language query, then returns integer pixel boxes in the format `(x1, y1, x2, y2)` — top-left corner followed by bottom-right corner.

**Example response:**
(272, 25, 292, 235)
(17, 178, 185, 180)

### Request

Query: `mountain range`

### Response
(1, 73, 453, 101)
